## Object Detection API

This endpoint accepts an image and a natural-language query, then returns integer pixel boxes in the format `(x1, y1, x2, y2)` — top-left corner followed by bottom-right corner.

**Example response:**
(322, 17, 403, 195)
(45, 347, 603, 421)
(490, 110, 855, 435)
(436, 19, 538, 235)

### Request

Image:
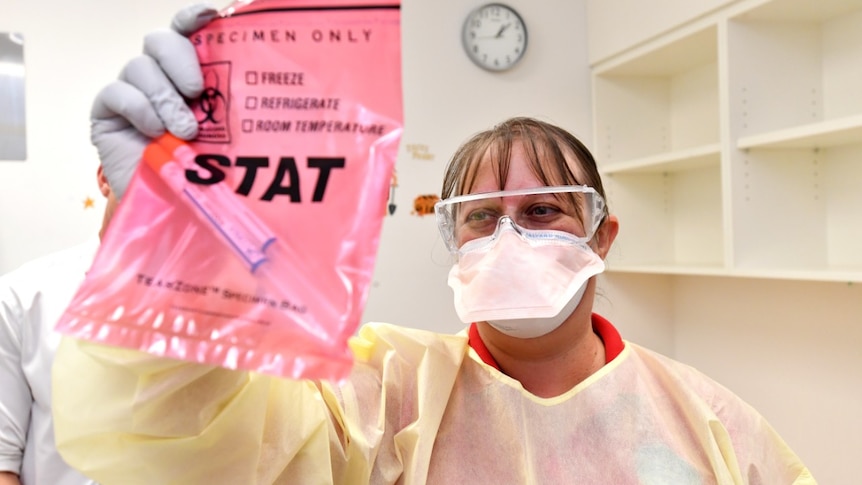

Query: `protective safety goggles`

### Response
(434, 185, 606, 254)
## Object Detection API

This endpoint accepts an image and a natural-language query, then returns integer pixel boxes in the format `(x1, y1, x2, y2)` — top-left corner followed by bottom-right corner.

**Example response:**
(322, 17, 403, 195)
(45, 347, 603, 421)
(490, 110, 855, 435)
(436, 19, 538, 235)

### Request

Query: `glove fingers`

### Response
(171, 3, 219, 36)
(144, 29, 205, 99)
(91, 81, 165, 138)
(120, 54, 199, 140)
(88, 2, 218, 200)
(94, 129, 149, 199)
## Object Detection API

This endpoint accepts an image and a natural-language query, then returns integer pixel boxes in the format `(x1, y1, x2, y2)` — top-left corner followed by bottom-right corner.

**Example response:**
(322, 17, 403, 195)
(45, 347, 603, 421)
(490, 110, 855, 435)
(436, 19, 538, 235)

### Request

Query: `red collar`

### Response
(467, 313, 625, 371)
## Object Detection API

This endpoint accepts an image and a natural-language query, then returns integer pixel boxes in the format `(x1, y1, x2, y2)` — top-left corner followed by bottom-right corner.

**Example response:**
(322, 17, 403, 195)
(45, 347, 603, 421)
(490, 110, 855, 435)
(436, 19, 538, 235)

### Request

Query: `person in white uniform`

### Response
(51, 5, 817, 484)
(0, 167, 117, 485)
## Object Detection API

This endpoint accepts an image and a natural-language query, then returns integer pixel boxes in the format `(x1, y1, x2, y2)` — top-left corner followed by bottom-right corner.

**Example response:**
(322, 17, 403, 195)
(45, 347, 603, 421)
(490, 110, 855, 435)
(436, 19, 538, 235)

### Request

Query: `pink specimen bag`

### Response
(56, 0, 403, 381)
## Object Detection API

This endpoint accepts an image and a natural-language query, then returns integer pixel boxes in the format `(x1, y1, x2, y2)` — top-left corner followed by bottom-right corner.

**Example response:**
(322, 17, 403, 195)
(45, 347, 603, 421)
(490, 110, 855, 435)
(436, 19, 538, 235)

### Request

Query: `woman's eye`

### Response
(527, 205, 560, 218)
(466, 209, 496, 222)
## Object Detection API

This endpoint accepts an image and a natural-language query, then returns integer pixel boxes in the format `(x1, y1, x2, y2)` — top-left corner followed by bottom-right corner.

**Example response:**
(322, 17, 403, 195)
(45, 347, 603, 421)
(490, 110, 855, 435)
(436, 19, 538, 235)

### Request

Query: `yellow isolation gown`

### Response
(52, 316, 816, 484)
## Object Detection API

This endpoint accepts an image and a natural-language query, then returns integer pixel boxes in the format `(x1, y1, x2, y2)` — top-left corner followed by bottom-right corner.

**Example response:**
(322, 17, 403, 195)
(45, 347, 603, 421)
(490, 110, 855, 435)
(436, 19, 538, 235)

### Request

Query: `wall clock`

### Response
(461, 3, 528, 72)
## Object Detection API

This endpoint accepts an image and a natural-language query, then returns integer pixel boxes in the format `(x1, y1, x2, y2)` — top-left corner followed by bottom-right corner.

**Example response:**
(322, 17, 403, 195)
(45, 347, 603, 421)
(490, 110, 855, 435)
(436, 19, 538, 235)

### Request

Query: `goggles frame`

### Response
(434, 185, 606, 253)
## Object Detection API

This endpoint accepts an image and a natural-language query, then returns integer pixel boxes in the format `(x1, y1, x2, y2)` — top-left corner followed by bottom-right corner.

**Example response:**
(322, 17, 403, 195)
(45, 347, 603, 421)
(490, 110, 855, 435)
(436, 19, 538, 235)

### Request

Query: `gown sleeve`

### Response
(52, 322, 468, 485)
(51, 336, 382, 485)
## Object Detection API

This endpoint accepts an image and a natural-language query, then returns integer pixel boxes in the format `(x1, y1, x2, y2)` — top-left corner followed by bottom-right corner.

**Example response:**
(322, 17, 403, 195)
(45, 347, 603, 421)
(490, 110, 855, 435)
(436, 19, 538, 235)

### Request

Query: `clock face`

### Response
(462, 3, 528, 72)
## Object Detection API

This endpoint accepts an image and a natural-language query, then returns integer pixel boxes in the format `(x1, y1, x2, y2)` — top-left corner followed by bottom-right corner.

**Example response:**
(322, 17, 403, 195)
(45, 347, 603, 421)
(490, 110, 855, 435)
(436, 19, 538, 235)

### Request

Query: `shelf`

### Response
(608, 265, 862, 283)
(596, 25, 718, 77)
(728, 2, 862, 136)
(605, 163, 724, 269)
(601, 143, 720, 174)
(607, 265, 729, 277)
(594, 25, 719, 164)
(729, 142, 862, 274)
(737, 114, 862, 150)
(736, 0, 861, 23)
(593, 0, 862, 283)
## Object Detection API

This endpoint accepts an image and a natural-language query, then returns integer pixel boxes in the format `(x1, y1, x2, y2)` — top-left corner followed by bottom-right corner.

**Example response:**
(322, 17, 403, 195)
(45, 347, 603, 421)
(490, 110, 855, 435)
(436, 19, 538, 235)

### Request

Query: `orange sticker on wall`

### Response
(412, 194, 439, 216)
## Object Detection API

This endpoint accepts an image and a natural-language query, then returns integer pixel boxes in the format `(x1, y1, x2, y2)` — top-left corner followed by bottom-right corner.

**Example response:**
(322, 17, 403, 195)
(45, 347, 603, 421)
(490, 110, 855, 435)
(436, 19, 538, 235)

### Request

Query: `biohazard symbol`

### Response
(197, 70, 227, 124)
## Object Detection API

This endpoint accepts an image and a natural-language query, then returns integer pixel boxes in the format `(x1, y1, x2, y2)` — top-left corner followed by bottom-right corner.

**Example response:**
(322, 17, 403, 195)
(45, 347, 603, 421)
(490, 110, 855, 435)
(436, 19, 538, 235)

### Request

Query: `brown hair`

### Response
(440, 117, 608, 218)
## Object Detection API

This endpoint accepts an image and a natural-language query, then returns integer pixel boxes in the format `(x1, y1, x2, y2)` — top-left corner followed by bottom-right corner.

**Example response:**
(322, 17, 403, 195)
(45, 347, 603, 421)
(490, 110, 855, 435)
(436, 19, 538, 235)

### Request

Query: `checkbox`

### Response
(242, 119, 254, 133)
(245, 71, 258, 85)
(246, 96, 258, 109)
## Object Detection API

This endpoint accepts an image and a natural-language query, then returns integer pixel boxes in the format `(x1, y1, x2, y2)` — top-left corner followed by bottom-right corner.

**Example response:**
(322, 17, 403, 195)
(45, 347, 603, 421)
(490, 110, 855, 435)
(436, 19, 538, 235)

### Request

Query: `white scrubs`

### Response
(0, 241, 99, 485)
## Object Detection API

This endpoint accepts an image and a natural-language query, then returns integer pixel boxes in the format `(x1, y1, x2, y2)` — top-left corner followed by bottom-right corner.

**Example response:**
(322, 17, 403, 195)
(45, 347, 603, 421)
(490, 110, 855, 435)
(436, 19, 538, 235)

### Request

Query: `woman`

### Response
(53, 118, 814, 484)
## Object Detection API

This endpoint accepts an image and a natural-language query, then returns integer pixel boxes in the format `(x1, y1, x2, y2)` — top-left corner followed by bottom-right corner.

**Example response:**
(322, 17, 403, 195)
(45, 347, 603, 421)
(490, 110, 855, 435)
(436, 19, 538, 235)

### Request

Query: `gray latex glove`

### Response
(91, 3, 219, 198)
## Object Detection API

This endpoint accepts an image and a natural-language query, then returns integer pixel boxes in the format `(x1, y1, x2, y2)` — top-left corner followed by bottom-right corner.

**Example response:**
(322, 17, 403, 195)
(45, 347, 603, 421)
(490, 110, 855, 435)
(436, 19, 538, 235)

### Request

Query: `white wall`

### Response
(0, 0, 198, 271)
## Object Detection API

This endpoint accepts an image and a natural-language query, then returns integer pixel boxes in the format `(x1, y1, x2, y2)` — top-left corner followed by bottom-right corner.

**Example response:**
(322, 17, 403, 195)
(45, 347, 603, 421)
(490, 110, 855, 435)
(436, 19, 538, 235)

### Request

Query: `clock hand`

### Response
(475, 23, 513, 40)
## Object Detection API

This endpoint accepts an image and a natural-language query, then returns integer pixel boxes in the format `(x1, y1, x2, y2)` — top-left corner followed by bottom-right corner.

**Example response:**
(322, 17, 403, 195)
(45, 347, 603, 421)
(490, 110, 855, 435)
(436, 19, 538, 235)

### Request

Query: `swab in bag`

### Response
(55, 0, 403, 381)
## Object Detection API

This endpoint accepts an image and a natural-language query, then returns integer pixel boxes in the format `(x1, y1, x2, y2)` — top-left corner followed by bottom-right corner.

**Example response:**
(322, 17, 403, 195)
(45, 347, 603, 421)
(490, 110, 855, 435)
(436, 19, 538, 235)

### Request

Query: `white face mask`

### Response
(447, 217, 605, 339)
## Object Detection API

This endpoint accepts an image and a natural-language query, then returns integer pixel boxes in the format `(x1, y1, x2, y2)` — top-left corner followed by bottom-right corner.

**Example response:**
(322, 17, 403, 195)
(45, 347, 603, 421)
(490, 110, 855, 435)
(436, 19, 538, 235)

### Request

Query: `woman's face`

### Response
(454, 141, 590, 249)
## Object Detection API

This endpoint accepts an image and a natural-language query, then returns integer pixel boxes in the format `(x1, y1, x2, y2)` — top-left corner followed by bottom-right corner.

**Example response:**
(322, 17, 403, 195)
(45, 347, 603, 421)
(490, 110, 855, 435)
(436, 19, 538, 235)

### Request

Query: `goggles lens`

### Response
(434, 186, 606, 253)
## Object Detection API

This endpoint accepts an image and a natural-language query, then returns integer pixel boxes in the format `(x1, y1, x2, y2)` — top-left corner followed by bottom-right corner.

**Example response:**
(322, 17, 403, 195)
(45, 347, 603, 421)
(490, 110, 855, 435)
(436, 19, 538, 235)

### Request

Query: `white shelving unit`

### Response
(593, 0, 862, 282)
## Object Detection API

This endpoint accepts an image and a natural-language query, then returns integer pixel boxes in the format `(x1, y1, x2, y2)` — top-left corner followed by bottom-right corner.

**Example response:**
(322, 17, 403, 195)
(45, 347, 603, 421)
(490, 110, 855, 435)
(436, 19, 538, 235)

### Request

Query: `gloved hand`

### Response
(91, 3, 219, 198)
